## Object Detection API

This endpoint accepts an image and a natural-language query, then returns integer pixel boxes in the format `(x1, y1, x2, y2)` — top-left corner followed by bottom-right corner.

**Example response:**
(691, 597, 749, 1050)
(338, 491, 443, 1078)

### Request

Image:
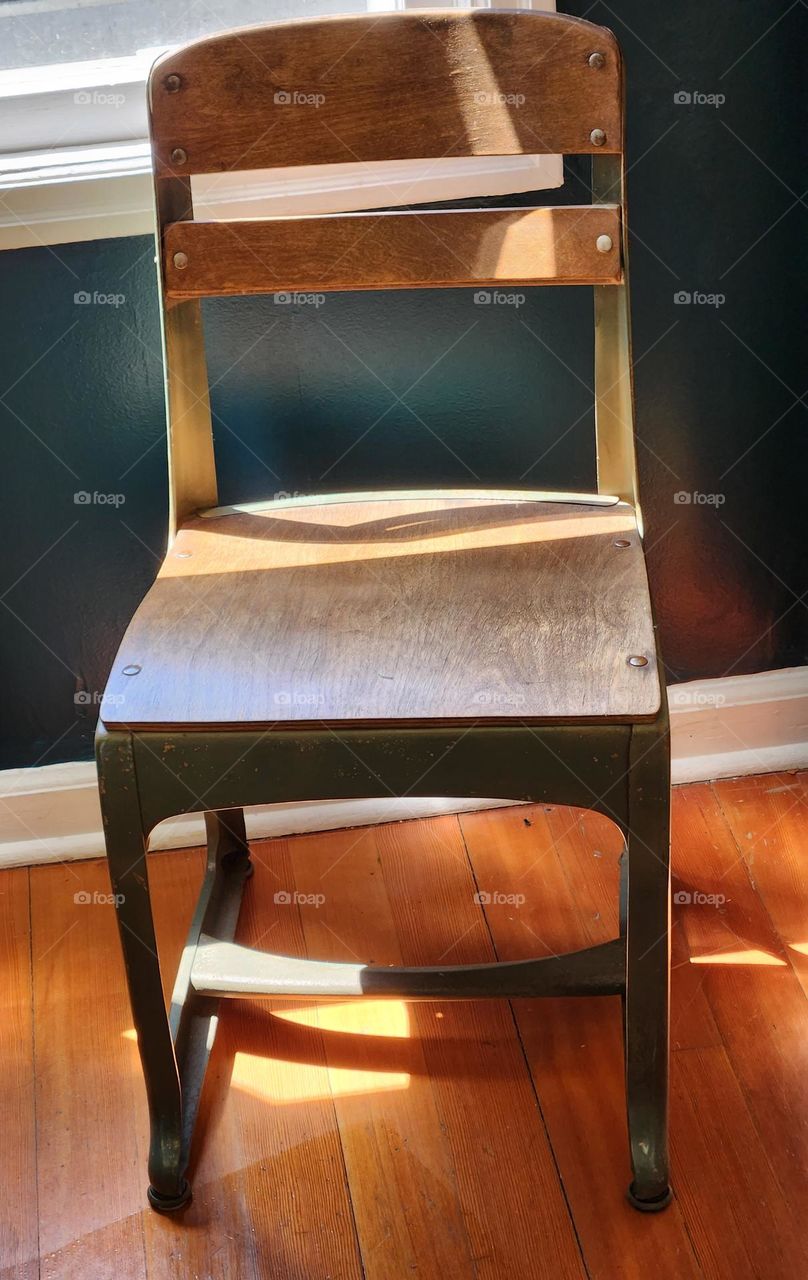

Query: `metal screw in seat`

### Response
(173, 252, 189, 270)
(627, 655, 649, 668)
(590, 128, 606, 147)
(170, 147, 187, 166)
(122, 664, 142, 676)
(588, 52, 606, 69)
(164, 74, 182, 93)
(613, 539, 631, 548)
(596, 234, 613, 254)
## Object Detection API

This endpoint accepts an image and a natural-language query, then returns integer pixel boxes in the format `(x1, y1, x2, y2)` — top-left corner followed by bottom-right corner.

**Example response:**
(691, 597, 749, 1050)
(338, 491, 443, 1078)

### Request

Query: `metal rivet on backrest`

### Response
(590, 129, 606, 147)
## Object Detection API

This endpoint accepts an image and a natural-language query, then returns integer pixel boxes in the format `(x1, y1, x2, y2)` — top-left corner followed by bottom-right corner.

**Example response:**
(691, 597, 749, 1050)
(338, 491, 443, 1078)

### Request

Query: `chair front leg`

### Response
(97, 731, 190, 1211)
(624, 717, 672, 1211)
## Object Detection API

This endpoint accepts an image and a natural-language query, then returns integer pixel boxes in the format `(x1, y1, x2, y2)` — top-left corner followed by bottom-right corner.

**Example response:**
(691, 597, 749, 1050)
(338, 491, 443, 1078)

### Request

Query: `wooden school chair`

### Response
(96, 10, 672, 1214)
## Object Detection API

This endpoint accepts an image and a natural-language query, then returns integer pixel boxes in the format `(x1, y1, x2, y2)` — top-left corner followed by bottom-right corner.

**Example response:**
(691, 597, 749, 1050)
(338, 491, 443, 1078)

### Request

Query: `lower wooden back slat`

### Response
(163, 205, 622, 299)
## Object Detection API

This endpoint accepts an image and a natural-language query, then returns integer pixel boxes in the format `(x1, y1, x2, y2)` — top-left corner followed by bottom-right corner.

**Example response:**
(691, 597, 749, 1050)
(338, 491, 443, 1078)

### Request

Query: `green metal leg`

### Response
(618, 846, 628, 1048)
(618, 848, 628, 939)
(96, 732, 188, 1210)
(624, 721, 672, 1212)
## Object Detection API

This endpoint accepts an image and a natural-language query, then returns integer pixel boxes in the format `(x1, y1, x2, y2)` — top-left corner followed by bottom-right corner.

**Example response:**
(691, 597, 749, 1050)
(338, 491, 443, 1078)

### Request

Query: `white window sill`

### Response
(0, 143, 563, 251)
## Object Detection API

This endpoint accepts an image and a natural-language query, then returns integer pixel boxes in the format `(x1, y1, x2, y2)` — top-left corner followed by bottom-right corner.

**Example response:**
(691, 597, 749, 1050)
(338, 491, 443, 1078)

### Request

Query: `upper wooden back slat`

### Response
(148, 10, 622, 178)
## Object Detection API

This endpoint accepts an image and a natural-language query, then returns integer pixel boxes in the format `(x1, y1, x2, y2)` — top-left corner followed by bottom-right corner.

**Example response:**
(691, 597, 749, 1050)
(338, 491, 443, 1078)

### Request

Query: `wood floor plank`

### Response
(459, 805, 701, 1280)
(541, 805, 718, 1053)
(145, 842, 363, 1280)
(466, 794, 808, 1277)
(30, 859, 147, 1280)
(226, 838, 363, 1280)
(9, 770, 808, 1278)
(0, 867, 37, 1280)
(671, 1045, 801, 1280)
(670, 784, 808, 1233)
(712, 771, 808, 998)
(375, 816, 587, 1280)
(287, 824, 486, 1280)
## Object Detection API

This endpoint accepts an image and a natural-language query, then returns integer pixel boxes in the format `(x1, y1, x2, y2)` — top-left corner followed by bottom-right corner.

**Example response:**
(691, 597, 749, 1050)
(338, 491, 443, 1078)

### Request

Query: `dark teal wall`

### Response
(1, 0, 804, 770)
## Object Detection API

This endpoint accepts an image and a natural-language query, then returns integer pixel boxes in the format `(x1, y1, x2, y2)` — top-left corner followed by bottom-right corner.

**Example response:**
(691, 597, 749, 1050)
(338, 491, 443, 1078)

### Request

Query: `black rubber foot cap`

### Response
(626, 1183, 673, 1213)
(147, 1179, 192, 1213)
(222, 852, 254, 879)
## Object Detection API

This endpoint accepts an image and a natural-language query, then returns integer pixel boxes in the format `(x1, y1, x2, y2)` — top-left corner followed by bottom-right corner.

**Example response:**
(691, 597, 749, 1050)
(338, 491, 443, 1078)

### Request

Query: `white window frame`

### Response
(0, 0, 562, 250)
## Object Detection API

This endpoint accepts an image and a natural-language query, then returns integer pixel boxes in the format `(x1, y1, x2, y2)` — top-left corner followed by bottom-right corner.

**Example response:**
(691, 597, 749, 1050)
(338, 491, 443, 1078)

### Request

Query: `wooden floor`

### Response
(1, 772, 807, 1280)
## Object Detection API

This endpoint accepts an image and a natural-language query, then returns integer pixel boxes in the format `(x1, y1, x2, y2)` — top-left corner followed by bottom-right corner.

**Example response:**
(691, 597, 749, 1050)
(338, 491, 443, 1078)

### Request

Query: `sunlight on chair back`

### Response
(149, 11, 623, 174)
(145, 11, 637, 529)
(149, 12, 625, 299)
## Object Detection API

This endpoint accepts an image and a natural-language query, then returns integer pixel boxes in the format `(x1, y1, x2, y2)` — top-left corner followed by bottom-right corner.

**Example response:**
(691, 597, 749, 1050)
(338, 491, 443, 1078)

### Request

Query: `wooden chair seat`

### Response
(102, 491, 660, 731)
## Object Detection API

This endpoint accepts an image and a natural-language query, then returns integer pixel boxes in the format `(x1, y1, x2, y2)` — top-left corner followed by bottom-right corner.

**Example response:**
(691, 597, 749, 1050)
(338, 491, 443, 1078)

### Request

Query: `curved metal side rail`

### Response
(190, 935, 626, 1000)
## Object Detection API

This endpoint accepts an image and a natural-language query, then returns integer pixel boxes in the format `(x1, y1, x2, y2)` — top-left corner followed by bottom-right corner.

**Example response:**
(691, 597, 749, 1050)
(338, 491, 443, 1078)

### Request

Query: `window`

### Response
(0, 0, 561, 249)
(0, 0, 374, 71)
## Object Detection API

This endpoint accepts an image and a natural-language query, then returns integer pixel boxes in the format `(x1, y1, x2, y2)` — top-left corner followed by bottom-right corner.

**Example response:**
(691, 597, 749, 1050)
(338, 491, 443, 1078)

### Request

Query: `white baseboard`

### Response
(0, 771, 515, 870)
(1, 667, 806, 869)
(668, 666, 808, 784)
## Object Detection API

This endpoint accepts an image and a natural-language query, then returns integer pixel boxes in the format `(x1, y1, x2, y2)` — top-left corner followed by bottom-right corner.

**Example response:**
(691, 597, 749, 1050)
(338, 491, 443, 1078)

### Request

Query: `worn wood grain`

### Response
(286, 825, 486, 1279)
(149, 11, 622, 178)
(462, 794, 808, 1277)
(671, 783, 808, 1226)
(30, 859, 147, 1280)
(6, 771, 808, 1276)
(671, 1046, 805, 1280)
(100, 494, 660, 730)
(459, 805, 702, 1279)
(287, 818, 586, 1279)
(146, 843, 363, 1280)
(235, 836, 366, 1280)
(163, 206, 622, 299)
(712, 771, 808, 998)
(0, 868, 37, 1280)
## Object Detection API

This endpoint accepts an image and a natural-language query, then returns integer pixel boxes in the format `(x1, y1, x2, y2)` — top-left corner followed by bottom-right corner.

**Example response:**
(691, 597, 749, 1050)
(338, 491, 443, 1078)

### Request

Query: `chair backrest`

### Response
(147, 10, 638, 535)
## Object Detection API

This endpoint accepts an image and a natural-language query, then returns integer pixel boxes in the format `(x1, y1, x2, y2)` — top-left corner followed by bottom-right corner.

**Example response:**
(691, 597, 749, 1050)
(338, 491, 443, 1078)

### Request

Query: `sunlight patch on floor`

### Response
(690, 948, 787, 967)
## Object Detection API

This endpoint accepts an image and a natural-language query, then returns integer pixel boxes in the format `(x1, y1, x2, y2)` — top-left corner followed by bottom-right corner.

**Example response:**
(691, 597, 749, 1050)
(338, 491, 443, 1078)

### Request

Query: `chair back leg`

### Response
(623, 719, 672, 1210)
